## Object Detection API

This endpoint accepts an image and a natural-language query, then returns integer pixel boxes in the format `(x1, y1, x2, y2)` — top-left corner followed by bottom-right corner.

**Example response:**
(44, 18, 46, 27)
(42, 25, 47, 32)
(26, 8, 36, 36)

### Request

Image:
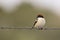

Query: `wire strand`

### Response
(0, 27, 60, 30)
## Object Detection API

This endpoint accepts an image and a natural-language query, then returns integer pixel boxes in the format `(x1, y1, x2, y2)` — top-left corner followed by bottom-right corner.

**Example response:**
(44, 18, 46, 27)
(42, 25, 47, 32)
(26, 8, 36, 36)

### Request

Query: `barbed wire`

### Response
(0, 27, 60, 30)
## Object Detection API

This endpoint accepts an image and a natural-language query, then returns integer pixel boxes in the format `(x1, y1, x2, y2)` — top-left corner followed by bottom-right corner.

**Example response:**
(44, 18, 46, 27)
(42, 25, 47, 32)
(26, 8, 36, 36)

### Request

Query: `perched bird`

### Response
(32, 14, 46, 30)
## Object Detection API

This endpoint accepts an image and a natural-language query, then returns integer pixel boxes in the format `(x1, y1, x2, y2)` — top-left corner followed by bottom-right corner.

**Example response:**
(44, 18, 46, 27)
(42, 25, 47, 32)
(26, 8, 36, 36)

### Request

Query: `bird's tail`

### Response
(32, 26, 34, 29)
(32, 25, 34, 29)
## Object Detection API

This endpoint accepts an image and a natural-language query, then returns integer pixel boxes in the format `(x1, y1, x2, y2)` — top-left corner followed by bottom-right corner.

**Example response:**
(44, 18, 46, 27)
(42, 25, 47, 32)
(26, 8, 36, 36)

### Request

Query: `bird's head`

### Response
(37, 14, 44, 18)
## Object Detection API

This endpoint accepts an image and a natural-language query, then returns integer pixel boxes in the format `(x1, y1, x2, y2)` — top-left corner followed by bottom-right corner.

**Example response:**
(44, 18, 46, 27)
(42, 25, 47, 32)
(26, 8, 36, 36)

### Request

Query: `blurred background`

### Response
(0, 0, 60, 40)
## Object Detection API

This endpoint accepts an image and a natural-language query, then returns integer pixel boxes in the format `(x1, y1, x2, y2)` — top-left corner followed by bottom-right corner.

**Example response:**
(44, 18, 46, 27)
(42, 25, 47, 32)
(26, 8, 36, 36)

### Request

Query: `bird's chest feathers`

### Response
(37, 18, 44, 23)
(35, 18, 45, 27)
(37, 19, 43, 24)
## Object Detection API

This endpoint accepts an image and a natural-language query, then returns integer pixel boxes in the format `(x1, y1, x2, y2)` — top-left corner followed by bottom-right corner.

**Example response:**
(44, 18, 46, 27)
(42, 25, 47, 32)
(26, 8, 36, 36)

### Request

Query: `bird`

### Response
(32, 14, 46, 30)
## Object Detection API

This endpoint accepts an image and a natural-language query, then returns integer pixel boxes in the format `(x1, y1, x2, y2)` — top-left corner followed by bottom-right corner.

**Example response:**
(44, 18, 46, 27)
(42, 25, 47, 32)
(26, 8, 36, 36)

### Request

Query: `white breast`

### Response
(34, 18, 45, 28)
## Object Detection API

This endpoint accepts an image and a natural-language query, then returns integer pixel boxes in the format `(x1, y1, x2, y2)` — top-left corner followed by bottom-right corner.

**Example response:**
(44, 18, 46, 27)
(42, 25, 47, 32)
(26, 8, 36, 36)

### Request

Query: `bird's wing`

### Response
(33, 19, 38, 26)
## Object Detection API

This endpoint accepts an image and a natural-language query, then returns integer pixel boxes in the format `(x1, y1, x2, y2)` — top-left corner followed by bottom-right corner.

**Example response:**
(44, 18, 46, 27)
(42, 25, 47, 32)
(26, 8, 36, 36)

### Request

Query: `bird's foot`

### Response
(38, 28, 43, 30)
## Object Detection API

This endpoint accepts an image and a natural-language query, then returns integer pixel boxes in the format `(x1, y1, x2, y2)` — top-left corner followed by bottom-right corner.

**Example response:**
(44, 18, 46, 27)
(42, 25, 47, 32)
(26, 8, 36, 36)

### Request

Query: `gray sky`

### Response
(0, 0, 60, 16)
(0, 0, 23, 13)
(29, 0, 60, 16)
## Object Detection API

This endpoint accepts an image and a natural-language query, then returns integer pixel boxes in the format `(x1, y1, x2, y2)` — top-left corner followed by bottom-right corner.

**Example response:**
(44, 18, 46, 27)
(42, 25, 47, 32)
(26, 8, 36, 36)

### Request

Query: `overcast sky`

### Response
(0, 0, 60, 16)
(28, 0, 60, 16)
(0, 0, 23, 13)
